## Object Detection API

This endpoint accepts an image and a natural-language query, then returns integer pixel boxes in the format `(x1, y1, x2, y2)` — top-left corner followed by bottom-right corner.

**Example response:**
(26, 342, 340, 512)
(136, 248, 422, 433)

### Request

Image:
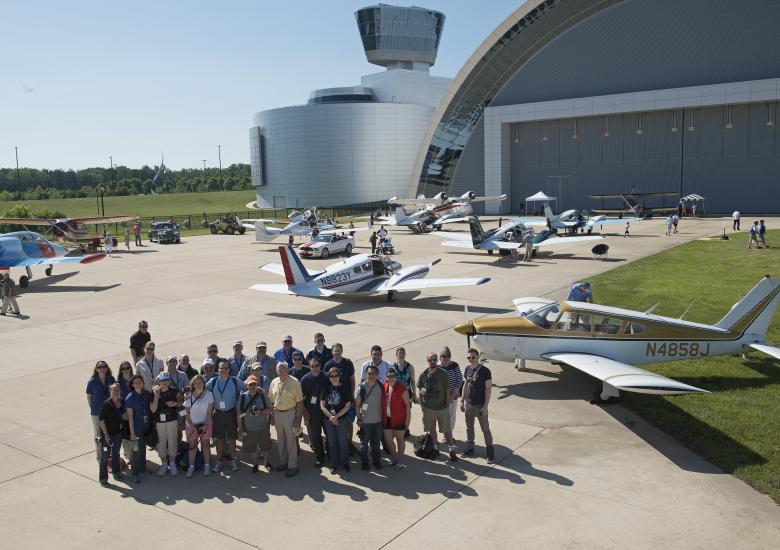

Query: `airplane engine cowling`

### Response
(433, 192, 449, 202)
(461, 191, 476, 201)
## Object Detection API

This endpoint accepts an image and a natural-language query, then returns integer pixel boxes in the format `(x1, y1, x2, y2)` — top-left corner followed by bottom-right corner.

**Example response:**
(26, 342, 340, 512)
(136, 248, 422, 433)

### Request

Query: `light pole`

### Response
(109, 156, 116, 191)
(202, 159, 207, 191)
(14, 146, 21, 200)
(218, 145, 223, 191)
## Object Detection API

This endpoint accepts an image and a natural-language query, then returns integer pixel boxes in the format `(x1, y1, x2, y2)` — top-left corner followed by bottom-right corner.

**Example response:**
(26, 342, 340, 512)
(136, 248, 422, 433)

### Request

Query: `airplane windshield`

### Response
(32, 233, 48, 243)
(525, 303, 560, 329)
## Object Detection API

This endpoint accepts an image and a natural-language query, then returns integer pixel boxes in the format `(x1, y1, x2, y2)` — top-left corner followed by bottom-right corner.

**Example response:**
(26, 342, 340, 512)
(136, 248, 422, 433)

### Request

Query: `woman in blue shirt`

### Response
(125, 374, 159, 483)
(86, 360, 115, 462)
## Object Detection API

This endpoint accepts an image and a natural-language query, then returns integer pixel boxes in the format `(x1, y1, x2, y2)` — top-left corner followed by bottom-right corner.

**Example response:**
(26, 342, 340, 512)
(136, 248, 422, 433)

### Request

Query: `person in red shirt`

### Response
(132, 222, 142, 247)
(383, 369, 410, 470)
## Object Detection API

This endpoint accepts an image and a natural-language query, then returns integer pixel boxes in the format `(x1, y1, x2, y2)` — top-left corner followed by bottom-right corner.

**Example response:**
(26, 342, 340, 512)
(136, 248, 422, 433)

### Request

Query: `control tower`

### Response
(355, 4, 445, 71)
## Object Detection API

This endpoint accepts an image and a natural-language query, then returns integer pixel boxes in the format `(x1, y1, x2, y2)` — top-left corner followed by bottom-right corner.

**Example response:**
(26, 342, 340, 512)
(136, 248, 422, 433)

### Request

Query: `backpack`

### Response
(414, 433, 440, 459)
(207, 376, 240, 402)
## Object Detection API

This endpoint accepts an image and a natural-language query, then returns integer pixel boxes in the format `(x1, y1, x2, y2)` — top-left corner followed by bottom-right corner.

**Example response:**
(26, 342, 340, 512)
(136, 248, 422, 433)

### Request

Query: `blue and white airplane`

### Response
(515, 203, 641, 234)
(0, 231, 105, 287)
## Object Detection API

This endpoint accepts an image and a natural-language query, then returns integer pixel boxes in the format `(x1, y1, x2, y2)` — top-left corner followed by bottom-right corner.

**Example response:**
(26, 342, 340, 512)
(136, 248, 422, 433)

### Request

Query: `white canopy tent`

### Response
(525, 191, 557, 215)
(681, 193, 707, 217)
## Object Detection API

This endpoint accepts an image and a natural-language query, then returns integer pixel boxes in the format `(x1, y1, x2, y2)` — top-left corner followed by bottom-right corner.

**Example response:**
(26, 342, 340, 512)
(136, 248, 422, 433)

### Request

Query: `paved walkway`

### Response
(1, 216, 778, 549)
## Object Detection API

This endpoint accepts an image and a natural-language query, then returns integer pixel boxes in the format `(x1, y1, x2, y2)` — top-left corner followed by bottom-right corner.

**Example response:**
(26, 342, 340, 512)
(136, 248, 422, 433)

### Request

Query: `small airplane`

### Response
(454, 277, 780, 402)
(0, 215, 135, 245)
(0, 231, 105, 287)
(432, 217, 603, 256)
(243, 209, 367, 243)
(514, 203, 641, 234)
(250, 244, 490, 302)
(385, 191, 507, 232)
(589, 191, 679, 217)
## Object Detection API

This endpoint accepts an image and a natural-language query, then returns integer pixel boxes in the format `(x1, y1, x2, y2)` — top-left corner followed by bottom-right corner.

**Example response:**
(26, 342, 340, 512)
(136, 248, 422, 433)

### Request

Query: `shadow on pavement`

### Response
(21, 272, 121, 294)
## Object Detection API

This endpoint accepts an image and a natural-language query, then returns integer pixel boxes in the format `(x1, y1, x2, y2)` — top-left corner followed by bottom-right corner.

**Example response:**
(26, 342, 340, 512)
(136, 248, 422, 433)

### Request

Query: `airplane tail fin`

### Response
(395, 206, 409, 224)
(254, 221, 279, 243)
(278, 245, 313, 286)
(543, 202, 555, 221)
(715, 277, 780, 335)
(468, 216, 486, 246)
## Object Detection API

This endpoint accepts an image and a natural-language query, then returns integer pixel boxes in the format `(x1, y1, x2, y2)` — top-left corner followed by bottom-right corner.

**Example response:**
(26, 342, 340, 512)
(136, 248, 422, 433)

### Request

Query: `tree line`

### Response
(0, 164, 252, 200)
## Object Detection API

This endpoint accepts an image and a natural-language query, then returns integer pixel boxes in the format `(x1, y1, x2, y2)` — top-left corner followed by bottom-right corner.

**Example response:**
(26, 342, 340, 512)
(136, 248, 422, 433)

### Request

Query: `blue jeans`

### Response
(131, 433, 147, 479)
(360, 422, 382, 466)
(99, 432, 123, 482)
(325, 417, 349, 467)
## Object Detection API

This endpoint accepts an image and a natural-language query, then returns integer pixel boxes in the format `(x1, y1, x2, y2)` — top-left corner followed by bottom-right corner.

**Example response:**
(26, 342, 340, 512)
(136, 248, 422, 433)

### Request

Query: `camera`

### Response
(250, 405, 260, 416)
(195, 423, 205, 435)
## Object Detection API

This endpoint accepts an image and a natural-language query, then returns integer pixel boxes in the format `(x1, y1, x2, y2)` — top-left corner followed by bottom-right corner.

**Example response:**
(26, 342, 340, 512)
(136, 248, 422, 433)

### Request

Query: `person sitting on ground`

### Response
(238, 375, 272, 474)
(184, 374, 214, 477)
(383, 368, 410, 470)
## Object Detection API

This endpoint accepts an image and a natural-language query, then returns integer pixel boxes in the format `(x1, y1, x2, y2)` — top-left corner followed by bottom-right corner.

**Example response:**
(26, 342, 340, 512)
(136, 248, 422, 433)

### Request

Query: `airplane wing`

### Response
(432, 217, 469, 227)
(511, 218, 548, 227)
(468, 194, 508, 204)
(588, 217, 642, 227)
(2, 253, 106, 268)
(319, 227, 368, 235)
(442, 240, 477, 249)
(379, 277, 490, 292)
(748, 343, 780, 360)
(260, 263, 285, 277)
(249, 283, 335, 297)
(428, 231, 470, 241)
(535, 235, 603, 248)
(0, 217, 52, 226)
(543, 353, 708, 395)
(72, 216, 134, 225)
(389, 197, 441, 207)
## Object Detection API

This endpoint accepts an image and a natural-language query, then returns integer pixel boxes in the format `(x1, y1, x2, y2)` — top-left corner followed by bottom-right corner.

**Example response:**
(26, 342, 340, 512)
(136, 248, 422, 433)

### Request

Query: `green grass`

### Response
(588, 230, 780, 502)
(0, 190, 257, 219)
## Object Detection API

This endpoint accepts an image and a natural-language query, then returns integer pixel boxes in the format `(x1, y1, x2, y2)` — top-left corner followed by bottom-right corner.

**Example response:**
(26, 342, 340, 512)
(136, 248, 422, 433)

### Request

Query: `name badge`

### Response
(310, 396, 318, 405)
(178, 409, 187, 418)
(219, 401, 226, 409)
(160, 413, 166, 422)
(361, 403, 369, 413)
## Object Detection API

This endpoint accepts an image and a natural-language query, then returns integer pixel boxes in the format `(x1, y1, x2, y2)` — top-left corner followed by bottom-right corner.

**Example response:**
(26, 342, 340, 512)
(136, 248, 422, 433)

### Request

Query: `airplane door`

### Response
(371, 258, 385, 277)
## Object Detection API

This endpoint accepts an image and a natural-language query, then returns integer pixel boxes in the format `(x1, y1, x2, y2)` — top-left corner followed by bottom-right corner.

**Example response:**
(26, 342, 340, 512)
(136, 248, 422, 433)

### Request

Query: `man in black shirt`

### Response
(130, 320, 151, 365)
(98, 383, 125, 486)
(300, 357, 328, 467)
(460, 348, 494, 463)
(323, 343, 357, 454)
(306, 332, 333, 367)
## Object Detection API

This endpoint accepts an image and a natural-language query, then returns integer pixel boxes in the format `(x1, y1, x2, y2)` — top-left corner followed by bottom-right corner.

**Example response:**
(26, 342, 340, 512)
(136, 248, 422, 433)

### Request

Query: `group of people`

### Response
(747, 219, 769, 249)
(664, 214, 681, 236)
(88, 322, 495, 487)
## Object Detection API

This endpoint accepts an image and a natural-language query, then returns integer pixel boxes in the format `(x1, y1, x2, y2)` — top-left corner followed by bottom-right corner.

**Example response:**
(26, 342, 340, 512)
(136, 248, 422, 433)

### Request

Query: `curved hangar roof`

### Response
(408, 0, 622, 197)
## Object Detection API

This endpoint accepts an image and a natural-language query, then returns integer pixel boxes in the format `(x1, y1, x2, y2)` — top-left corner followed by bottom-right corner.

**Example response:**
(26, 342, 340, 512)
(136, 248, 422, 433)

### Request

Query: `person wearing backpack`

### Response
(206, 359, 245, 473)
(238, 376, 272, 474)
(355, 365, 385, 470)
(418, 352, 458, 461)
(460, 348, 495, 464)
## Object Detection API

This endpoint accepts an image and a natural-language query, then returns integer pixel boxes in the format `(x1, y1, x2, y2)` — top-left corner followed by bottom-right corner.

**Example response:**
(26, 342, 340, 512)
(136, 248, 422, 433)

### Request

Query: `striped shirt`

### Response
(441, 361, 463, 394)
(1, 277, 14, 297)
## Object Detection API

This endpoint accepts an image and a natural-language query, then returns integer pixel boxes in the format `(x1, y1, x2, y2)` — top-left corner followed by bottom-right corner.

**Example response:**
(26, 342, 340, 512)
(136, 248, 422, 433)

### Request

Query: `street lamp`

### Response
(109, 156, 116, 190)
(14, 146, 21, 200)
(202, 159, 207, 191)
(218, 145, 223, 191)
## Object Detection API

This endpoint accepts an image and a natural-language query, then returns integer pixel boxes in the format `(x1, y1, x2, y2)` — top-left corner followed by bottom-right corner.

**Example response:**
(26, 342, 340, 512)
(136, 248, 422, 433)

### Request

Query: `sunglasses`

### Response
(467, 356, 477, 360)
(293, 356, 302, 360)
(208, 350, 218, 353)
(97, 365, 107, 369)
(329, 375, 340, 379)
(146, 348, 155, 352)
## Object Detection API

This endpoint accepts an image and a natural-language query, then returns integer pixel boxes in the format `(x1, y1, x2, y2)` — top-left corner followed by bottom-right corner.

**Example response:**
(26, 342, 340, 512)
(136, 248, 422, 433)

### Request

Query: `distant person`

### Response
(369, 231, 378, 254)
(288, 234, 294, 246)
(759, 220, 768, 247)
(665, 216, 673, 236)
(129, 320, 151, 365)
(349, 221, 355, 237)
(132, 222, 142, 247)
(748, 221, 760, 249)
(104, 232, 113, 256)
(732, 210, 741, 231)
(0, 272, 21, 316)
(678, 199, 684, 218)
(378, 225, 387, 240)
(692, 201, 697, 218)
(522, 228, 535, 262)
(124, 226, 130, 251)
(672, 214, 680, 234)
(623, 221, 630, 237)
(567, 281, 593, 304)
(87, 360, 115, 462)
(460, 348, 494, 463)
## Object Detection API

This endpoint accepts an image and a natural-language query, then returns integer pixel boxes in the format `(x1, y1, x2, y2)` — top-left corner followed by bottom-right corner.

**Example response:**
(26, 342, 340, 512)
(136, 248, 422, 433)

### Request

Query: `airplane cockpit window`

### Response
(526, 303, 560, 329)
(361, 262, 372, 272)
(594, 317, 622, 335)
(626, 322, 645, 335)
(19, 233, 33, 242)
(33, 233, 48, 243)
(353, 266, 363, 275)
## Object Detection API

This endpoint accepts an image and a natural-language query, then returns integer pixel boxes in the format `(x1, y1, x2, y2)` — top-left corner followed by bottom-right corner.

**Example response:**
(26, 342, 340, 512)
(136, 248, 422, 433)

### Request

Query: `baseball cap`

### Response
(246, 375, 259, 385)
(233, 340, 243, 346)
(202, 358, 215, 367)
(158, 372, 171, 381)
(283, 335, 293, 342)
(581, 282, 591, 288)
(256, 341, 267, 348)
(166, 354, 177, 362)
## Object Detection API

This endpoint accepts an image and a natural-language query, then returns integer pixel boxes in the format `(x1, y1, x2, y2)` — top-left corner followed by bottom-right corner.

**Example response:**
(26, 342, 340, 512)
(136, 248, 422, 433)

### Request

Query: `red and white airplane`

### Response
(385, 191, 507, 232)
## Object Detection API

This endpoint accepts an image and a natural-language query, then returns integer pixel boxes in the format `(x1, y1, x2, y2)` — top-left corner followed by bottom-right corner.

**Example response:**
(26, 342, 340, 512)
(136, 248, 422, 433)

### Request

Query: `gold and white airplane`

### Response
(454, 277, 780, 402)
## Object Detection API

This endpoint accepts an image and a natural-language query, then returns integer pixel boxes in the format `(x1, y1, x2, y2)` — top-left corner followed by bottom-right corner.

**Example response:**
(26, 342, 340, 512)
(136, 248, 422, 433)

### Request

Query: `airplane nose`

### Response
(454, 321, 474, 335)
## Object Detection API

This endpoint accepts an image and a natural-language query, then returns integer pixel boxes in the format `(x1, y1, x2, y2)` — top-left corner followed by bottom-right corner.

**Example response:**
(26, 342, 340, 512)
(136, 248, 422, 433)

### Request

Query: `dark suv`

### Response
(148, 221, 181, 244)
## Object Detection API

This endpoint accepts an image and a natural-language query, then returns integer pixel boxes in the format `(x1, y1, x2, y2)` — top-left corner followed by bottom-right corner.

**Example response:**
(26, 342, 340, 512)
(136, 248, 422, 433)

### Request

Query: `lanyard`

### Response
(364, 382, 376, 400)
(217, 378, 229, 397)
(190, 390, 205, 407)
(274, 379, 288, 408)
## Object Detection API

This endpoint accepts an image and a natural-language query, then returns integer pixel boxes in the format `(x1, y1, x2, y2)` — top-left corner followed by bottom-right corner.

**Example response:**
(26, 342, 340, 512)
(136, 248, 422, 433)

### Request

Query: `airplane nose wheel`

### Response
(19, 275, 29, 288)
(45, 265, 53, 277)
(387, 290, 396, 303)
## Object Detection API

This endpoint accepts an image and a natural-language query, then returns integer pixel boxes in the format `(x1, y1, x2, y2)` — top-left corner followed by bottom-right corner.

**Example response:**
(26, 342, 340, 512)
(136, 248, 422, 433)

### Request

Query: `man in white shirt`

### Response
(732, 210, 741, 231)
(136, 341, 164, 390)
(360, 344, 391, 383)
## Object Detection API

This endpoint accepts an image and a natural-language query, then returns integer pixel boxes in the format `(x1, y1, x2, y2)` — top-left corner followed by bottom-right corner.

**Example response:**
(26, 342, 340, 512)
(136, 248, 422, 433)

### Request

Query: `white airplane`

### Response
(386, 191, 507, 231)
(432, 216, 603, 256)
(455, 277, 780, 402)
(250, 244, 490, 302)
(514, 203, 642, 234)
(242, 209, 366, 243)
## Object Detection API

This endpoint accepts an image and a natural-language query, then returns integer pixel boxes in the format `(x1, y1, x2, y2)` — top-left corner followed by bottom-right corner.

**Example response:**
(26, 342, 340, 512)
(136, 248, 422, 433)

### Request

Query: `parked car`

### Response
(298, 234, 354, 258)
(209, 216, 246, 235)
(148, 221, 181, 244)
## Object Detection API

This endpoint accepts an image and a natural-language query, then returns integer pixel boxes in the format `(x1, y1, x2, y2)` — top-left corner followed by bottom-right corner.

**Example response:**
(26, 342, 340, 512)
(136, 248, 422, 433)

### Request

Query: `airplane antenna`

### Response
(644, 303, 660, 315)
(679, 298, 697, 320)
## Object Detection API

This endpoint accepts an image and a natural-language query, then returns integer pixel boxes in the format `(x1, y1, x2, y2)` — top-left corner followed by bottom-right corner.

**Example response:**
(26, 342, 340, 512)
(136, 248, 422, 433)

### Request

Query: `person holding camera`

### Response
(125, 374, 158, 483)
(184, 375, 214, 477)
(97, 383, 125, 487)
(238, 375, 272, 474)
(152, 373, 180, 476)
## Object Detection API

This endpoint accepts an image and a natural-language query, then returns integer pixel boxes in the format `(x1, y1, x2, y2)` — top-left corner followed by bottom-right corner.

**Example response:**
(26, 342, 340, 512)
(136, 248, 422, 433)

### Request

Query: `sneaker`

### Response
(265, 463, 273, 472)
(203, 464, 211, 476)
(285, 468, 299, 478)
(449, 451, 459, 462)
(133, 476, 141, 484)
(213, 460, 222, 473)
(100, 479, 109, 487)
(461, 447, 475, 457)
(330, 467, 338, 474)
(169, 464, 178, 477)
(276, 465, 288, 472)
(112, 472, 126, 481)
(158, 464, 168, 477)
(186, 466, 195, 478)
(373, 462, 383, 470)
(230, 459, 239, 472)
(314, 458, 323, 468)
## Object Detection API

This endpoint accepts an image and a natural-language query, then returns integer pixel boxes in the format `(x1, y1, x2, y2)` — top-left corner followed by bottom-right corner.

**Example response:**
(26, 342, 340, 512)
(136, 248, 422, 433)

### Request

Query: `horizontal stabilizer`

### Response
(381, 277, 490, 292)
(543, 353, 709, 395)
(259, 263, 285, 277)
(748, 343, 780, 360)
(249, 283, 336, 297)
(442, 240, 477, 249)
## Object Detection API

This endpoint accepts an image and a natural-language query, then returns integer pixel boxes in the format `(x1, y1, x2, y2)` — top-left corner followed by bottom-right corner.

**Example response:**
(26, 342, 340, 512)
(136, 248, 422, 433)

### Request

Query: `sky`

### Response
(0, 0, 521, 171)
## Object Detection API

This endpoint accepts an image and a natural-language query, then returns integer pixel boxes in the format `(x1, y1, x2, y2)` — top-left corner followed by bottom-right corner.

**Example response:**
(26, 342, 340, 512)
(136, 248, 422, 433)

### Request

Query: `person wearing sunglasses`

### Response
(306, 332, 332, 367)
(301, 356, 328, 468)
(460, 349, 494, 464)
(418, 352, 457, 461)
(125, 374, 158, 483)
(129, 320, 150, 365)
(115, 361, 135, 463)
(87, 360, 115, 462)
(203, 344, 226, 375)
(383, 369, 410, 470)
(289, 351, 310, 381)
(238, 375, 272, 474)
(136, 341, 163, 391)
(320, 368, 353, 474)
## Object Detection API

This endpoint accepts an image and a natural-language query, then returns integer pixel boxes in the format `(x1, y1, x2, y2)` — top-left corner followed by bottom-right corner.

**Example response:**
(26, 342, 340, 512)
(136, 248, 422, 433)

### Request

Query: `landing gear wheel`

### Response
(321, 248, 329, 259)
(531, 248, 537, 257)
(589, 387, 620, 405)
(19, 275, 29, 288)
(387, 290, 396, 303)
(587, 227, 593, 235)
(225, 226, 235, 235)
(344, 244, 352, 255)
(209, 225, 217, 234)
(45, 266, 53, 277)
(238, 227, 246, 235)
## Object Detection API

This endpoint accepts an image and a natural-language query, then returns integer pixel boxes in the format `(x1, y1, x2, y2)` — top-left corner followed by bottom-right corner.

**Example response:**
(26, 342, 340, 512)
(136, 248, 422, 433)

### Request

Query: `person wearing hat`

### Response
(268, 361, 304, 477)
(238, 375, 272, 473)
(567, 281, 593, 329)
(244, 341, 275, 381)
(243, 362, 270, 394)
(157, 355, 189, 395)
(0, 272, 20, 316)
(274, 335, 306, 369)
(151, 373, 180, 476)
(201, 358, 217, 381)
(228, 341, 248, 377)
